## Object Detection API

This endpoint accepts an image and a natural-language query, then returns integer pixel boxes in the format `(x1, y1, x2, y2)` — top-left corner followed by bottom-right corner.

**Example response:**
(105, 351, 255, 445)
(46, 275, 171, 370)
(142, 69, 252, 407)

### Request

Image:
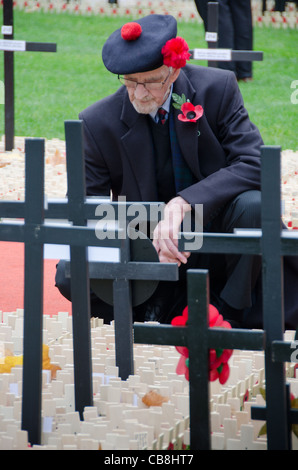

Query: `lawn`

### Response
(0, 10, 297, 150)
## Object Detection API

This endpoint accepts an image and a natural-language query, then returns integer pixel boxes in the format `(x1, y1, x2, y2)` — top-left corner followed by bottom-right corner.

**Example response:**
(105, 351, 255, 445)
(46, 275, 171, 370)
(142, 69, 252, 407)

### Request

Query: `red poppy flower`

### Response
(162, 37, 191, 69)
(209, 362, 230, 385)
(171, 306, 189, 358)
(220, 348, 233, 362)
(219, 363, 230, 385)
(171, 305, 188, 327)
(209, 349, 223, 371)
(176, 355, 189, 381)
(178, 102, 204, 123)
(171, 305, 233, 385)
(209, 304, 232, 330)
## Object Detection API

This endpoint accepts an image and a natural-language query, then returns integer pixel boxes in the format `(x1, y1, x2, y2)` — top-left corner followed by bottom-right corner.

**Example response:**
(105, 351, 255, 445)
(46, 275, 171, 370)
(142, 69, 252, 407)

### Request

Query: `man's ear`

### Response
(170, 68, 181, 84)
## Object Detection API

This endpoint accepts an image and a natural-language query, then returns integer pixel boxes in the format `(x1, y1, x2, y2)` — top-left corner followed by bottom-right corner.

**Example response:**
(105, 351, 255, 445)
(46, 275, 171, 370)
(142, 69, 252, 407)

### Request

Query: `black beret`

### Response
(102, 14, 177, 75)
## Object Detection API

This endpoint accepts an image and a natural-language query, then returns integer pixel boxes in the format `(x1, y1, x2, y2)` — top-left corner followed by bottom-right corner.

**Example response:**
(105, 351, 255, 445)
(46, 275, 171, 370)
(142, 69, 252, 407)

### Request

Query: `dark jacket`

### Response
(79, 64, 263, 225)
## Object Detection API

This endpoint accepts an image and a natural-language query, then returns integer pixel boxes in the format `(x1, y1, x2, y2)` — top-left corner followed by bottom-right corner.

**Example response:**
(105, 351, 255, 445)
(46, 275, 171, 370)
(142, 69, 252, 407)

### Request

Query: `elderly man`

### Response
(55, 14, 298, 329)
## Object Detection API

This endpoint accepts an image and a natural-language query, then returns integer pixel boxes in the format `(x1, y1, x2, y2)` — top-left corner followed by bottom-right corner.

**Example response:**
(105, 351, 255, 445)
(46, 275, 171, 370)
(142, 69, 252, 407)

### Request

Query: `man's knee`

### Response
(222, 190, 262, 231)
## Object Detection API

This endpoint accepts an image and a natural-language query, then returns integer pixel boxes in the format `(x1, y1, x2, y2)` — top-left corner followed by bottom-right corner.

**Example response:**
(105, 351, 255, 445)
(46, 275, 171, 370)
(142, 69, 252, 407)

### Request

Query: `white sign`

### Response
(1, 25, 13, 35)
(193, 48, 232, 61)
(0, 39, 26, 52)
(43, 220, 120, 261)
(43, 244, 120, 262)
(205, 32, 218, 42)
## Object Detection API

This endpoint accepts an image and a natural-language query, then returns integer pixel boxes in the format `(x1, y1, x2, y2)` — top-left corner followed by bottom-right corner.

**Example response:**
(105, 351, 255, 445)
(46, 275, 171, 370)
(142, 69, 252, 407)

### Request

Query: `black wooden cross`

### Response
(190, 2, 263, 68)
(134, 270, 265, 450)
(0, 121, 115, 444)
(63, 123, 179, 383)
(79, 238, 179, 382)
(1, 0, 57, 151)
(135, 146, 298, 450)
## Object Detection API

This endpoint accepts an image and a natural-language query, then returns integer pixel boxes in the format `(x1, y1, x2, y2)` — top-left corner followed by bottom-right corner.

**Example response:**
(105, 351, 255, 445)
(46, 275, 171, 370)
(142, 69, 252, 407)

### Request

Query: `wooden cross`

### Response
(63, 122, 179, 383)
(134, 269, 265, 450)
(1, 0, 57, 151)
(190, 2, 263, 67)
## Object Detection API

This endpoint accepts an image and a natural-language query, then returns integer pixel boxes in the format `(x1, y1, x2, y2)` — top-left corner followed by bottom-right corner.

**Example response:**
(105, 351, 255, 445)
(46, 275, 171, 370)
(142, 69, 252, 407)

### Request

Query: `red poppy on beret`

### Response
(162, 36, 190, 68)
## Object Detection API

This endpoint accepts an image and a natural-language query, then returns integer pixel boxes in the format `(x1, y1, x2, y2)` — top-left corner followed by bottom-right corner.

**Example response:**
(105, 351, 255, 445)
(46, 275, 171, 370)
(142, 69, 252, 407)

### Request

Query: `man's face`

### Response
(124, 65, 180, 115)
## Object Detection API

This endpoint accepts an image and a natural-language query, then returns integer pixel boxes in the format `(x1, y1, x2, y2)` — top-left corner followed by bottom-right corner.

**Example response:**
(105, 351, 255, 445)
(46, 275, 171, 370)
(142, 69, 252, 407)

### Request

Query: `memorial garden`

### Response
(0, 0, 297, 452)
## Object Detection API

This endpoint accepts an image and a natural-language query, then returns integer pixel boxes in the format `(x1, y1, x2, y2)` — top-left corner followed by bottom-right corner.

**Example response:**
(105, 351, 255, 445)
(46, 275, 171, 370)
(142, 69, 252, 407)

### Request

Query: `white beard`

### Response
(130, 86, 171, 115)
(131, 98, 159, 115)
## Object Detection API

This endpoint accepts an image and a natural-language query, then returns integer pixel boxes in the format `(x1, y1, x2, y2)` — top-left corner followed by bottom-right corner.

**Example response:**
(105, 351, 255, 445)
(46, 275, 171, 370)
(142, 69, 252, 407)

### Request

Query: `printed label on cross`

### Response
(1, 25, 12, 35)
(0, 39, 26, 51)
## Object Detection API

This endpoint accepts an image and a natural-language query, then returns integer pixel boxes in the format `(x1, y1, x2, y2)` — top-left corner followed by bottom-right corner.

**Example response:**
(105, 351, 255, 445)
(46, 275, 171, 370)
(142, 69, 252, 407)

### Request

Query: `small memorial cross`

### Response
(190, 2, 263, 67)
(1, 0, 57, 150)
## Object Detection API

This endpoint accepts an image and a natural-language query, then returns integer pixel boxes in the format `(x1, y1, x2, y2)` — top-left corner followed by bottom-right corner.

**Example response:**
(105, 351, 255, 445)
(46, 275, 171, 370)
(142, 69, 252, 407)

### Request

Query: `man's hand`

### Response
(152, 196, 191, 266)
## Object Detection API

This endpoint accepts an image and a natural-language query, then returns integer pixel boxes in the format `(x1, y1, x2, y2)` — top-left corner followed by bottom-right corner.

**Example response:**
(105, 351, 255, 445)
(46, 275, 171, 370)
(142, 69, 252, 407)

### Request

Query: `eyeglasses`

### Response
(118, 70, 171, 91)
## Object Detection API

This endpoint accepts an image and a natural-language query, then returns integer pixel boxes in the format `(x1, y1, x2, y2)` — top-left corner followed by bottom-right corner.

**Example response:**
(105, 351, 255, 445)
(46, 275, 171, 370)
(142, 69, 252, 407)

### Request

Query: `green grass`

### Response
(0, 10, 297, 150)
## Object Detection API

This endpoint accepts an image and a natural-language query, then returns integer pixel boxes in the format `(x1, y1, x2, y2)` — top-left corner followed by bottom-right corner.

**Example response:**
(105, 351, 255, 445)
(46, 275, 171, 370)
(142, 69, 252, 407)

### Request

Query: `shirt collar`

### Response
(149, 85, 173, 122)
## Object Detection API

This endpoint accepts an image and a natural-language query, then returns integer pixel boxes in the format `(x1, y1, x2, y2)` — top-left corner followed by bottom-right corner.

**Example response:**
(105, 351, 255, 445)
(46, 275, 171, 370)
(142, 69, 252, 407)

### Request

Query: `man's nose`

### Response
(134, 83, 149, 99)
